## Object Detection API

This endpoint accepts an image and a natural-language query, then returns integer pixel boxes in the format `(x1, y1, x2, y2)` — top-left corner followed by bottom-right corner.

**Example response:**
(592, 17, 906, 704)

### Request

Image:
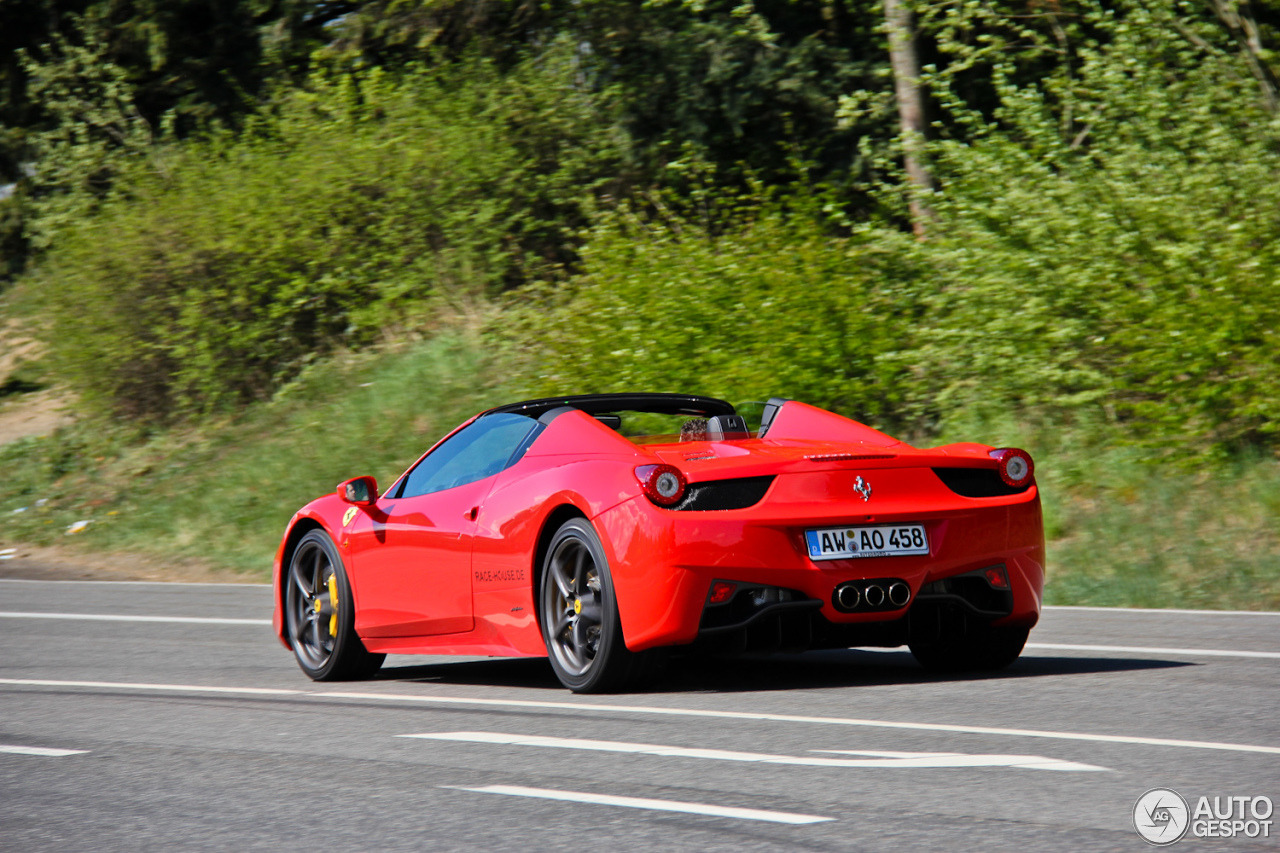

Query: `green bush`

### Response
(909, 3, 1280, 453)
(38, 52, 615, 420)
(519, 202, 928, 429)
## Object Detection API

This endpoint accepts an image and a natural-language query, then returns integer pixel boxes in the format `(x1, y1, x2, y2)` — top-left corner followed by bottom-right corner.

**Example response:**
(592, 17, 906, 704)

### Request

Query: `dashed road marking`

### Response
(403, 731, 1107, 771)
(0, 744, 88, 757)
(1026, 642, 1280, 660)
(0, 679, 300, 695)
(0, 611, 271, 626)
(443, 785, 834, 824)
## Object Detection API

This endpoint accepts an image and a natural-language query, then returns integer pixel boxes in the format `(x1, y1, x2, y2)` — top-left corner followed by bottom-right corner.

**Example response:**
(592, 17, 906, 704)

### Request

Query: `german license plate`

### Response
(805, 524, 929, 561)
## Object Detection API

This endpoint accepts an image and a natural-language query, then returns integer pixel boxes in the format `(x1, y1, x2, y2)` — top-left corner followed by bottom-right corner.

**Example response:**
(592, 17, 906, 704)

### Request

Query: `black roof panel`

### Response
(486, 393, 736, 419)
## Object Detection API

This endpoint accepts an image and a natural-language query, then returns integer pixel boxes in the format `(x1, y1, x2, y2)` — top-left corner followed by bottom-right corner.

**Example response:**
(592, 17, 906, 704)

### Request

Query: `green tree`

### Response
(328, 0, 898, 198)
(910, 0, 1280, 451)
(0, 0, 353, 278)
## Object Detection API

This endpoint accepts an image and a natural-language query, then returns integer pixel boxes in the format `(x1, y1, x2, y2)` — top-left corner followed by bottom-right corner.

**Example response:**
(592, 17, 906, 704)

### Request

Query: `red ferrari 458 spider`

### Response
(272, 393, 1044, 692)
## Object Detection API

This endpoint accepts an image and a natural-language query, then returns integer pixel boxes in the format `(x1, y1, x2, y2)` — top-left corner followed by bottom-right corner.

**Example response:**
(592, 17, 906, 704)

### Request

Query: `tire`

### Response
(284, 529, 385, 681)
(909, 624, 1029, 673)
(538, 518, 665, 693)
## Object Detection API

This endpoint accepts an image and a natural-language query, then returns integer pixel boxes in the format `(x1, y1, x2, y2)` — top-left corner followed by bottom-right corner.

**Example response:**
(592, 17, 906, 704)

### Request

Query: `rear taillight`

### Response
(989, 448, 1034, 487)
(635, 464, 687, 507)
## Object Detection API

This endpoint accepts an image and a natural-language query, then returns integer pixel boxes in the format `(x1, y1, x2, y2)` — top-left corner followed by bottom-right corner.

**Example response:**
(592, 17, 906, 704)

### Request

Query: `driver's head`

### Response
(680, 418, 708, 441)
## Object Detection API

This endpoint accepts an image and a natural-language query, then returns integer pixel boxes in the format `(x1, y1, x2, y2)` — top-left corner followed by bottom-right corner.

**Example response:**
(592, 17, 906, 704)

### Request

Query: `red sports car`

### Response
(272, 394, 1044, 692)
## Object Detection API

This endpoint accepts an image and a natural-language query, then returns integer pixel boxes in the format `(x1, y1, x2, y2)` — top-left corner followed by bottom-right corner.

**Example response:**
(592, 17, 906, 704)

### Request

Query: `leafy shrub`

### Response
(912, 3, 1280, 452)
(519, 201, 928, 430)
(524, 2, 1280, 457)
(38, 51, 615, 419)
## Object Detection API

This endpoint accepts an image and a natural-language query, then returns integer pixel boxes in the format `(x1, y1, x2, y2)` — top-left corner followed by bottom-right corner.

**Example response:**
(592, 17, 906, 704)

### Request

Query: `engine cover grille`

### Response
(932, 467, 1031, 498)
(672, 475, 775, 511)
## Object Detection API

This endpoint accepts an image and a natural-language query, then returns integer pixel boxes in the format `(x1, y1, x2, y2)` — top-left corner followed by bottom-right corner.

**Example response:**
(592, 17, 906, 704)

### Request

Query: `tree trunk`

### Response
(884, 0, 933, 237)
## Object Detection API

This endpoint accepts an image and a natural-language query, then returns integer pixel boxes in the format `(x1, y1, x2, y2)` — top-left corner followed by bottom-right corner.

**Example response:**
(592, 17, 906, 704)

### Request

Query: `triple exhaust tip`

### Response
(837, 585, 861, 609)
(836, 580, 911, 610)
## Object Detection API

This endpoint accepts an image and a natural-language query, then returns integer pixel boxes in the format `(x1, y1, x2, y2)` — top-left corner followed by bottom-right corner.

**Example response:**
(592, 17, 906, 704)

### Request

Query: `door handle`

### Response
(465, 506, 478, 521)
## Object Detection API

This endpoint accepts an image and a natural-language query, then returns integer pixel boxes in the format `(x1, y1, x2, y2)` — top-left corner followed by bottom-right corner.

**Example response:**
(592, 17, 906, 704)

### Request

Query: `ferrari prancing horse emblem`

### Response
(853, 476, 872, 502)
(342, 507, 358, 527)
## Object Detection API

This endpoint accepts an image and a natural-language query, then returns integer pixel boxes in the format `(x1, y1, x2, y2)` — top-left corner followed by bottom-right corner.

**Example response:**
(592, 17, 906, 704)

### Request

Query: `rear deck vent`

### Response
(672, 476, 775, 511)
(805, 453, 897, 462)
(932, 467, 1031, 498)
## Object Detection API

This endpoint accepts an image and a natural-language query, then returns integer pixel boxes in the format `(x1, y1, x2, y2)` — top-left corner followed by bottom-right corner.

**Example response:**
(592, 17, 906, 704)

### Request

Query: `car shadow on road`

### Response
(376, 649, 1193, 693)
(379, 657, 563, 689)
(654, 650, 1194, 693)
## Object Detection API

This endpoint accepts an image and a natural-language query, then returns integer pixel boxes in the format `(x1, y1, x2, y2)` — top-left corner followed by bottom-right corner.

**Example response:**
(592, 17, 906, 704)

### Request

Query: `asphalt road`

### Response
(1, 579, 1277, 852)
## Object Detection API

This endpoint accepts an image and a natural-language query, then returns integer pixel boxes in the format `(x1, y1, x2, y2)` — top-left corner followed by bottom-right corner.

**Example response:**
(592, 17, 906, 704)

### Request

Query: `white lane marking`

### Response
(0, 679, 301, 696)
(0, 744, 89, 757)
(1044, 605, 1280, 616)
(3, 678, 1278, 756)
(811, 749, 1097, 771)
(323, 690, 1280, 756)
(0, 611, 271, 626)
(0, 579, 270, 587)
(815, 749, 962, 758)
(1027, 642, 1280, 660)
(403, 731, 1106, 772)
(444, 785, 833, 825)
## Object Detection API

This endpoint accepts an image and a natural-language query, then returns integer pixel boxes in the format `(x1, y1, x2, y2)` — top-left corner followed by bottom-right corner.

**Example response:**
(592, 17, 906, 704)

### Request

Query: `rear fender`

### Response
(593, 497, 703, 652)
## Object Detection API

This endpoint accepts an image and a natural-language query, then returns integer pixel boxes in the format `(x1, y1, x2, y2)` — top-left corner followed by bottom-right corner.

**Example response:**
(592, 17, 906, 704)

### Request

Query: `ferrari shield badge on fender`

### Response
(342, 506, 358, 527)
(853, 476, 872, 502)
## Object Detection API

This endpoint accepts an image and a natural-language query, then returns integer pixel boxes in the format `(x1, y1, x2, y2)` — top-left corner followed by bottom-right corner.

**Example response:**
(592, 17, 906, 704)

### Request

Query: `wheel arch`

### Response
(277, 517, 325, 648)
(530, 503, 589, 630)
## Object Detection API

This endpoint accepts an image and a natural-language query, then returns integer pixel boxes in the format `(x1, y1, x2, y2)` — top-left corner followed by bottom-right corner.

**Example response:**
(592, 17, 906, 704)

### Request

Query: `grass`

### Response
(1, 330, 1278, 609)
(0, 332, 514, 574)
(1040, 452, 1280, 609)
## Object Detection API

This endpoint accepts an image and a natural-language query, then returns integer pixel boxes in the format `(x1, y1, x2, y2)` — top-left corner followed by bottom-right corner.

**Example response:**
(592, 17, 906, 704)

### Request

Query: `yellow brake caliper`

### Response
(327, 574, 339, 637)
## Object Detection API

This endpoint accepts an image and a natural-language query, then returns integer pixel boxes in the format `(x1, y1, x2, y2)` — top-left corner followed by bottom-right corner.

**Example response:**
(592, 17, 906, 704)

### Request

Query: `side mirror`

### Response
(336, 476, 379, 506)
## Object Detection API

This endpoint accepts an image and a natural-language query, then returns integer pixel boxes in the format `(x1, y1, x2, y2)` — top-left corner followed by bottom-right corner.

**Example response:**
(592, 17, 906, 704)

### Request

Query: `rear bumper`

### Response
(595, 479, 1044, 652)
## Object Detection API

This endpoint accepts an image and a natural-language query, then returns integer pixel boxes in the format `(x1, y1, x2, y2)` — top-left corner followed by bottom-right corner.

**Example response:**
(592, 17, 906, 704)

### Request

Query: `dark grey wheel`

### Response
(285, 529, 384, 681)
(909, 624, 1029, 673)
(539, 518, 664, 693)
